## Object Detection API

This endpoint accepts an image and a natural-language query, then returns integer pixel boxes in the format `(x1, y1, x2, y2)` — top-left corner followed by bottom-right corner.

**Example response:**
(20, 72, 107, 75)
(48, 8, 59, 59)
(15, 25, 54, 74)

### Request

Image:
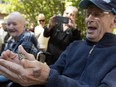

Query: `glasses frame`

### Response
(39, 20, 45, 22)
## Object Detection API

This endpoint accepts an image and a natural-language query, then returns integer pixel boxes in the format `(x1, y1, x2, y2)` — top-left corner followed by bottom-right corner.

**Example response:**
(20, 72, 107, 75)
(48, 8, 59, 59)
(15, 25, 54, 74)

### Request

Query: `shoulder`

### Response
(72, 26, 81, 32)
(20, 31, 38, 47)
(23, 31, 33, 36)
(35, 26, 42, 32)
(22, 31, 35, 40)
(69, 40, 85, 47)
(64, 40, 85, 52)
(35, 26, 40, 29)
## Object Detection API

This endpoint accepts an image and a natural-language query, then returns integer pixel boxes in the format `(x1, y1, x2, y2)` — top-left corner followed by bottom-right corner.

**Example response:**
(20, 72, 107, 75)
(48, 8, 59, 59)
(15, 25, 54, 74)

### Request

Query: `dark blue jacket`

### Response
(46, 33, 116, 87)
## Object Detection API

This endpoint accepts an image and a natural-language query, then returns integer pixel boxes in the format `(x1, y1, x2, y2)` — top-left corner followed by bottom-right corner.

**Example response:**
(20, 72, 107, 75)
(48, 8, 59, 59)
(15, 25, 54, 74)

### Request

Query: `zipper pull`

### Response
(89, 45, 96, 56)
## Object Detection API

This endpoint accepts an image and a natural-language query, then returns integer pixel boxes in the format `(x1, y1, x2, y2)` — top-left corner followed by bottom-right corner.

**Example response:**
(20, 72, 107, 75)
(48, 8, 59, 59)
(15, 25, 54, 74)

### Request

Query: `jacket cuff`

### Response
(45, 69, 59, 87)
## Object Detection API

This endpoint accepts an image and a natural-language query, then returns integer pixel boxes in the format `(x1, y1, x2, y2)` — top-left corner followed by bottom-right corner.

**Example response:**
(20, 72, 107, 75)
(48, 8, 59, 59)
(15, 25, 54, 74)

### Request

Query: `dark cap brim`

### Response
(79, 0, 116, 15)
(79, 0, 111, 12)
(79, 0, 93, 9)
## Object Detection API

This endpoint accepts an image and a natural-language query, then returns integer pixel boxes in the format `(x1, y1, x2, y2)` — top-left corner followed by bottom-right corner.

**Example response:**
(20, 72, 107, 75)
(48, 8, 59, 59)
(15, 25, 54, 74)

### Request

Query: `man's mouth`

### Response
(87, 26, 97, 33)
(9, 29, 16, 33)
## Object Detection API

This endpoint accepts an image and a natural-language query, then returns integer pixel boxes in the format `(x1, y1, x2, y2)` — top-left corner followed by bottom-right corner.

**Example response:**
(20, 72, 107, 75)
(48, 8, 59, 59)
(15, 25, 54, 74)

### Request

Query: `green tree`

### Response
(0, 0, 86, 38)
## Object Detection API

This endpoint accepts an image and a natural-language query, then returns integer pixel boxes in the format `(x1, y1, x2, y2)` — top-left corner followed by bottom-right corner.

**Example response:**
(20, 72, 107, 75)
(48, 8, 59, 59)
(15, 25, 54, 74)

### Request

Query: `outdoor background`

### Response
(0, 0, 116, 38)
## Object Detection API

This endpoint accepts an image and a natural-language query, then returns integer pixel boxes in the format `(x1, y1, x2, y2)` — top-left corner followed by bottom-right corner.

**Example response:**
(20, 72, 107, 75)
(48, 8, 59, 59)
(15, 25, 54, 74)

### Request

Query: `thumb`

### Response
(18, 45, 35, 61)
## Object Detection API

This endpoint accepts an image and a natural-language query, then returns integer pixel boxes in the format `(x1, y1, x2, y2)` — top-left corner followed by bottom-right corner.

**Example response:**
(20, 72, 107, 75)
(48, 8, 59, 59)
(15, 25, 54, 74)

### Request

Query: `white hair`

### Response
(65, 6, 78, 14)
(38, 13, 45, 19)
(7, 12, 26, 25)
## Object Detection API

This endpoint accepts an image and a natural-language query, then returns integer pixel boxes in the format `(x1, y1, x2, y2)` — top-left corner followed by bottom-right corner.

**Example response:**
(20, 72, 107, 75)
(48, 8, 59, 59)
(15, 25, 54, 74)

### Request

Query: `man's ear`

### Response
(112, 15, 116, 28)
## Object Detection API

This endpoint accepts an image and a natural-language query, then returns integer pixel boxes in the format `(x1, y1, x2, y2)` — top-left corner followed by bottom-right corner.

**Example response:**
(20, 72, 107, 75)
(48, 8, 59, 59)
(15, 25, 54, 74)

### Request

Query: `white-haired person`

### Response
(44, 6, 81, 65)
(0, 12, 39, 87)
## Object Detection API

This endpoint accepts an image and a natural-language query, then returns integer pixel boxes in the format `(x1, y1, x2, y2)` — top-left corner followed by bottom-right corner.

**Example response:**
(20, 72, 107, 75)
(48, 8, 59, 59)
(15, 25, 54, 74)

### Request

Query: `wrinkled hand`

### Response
(1, 49, 21, 64)
(1, 45, 35, 64)
(67, 19, 76, 29)
(0, 45, 50, 86)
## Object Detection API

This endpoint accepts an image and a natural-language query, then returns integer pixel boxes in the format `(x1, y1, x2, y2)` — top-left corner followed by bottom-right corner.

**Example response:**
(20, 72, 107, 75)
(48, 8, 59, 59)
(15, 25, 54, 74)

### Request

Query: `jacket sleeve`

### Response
(72, 28, 81, 41)
(43, 24, 59, 37)
(46, 42, 89, 87)
(21, 32, 39, 56)
(46, 67, 116, 87)
(43, 27, 52, 37)
(46, 69, 89, 87)
(99, 67, 116, 87)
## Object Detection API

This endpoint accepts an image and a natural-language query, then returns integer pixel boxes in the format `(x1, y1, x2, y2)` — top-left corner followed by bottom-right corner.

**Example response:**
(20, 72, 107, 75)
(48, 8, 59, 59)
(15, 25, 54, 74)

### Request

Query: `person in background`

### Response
(34, 13, 49, 52)
(44, 6, 81, 65)
(0, 22, 8, 53)
(28, 23, 35, 34)
(4, 12, 39, 55)
(0, 11, 39, 87)
(0, 22, 8, 43)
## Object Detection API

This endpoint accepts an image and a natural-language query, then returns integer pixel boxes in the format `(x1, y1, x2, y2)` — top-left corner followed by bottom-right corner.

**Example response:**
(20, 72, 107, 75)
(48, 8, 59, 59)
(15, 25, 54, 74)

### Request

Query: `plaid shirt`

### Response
(4, 31, 39, 56)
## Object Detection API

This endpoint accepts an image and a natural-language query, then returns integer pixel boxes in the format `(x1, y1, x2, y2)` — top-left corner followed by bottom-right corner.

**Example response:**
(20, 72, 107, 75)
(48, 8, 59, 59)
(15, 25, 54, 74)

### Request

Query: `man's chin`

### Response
(10, 34, 17, 37)
(87, 34, 94, 39)
(86, 35, 96, 41)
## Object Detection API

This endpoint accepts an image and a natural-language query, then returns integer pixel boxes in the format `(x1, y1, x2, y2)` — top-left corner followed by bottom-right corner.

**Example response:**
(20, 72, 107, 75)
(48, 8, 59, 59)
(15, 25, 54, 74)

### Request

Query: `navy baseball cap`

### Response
(79, 0, 116, 15)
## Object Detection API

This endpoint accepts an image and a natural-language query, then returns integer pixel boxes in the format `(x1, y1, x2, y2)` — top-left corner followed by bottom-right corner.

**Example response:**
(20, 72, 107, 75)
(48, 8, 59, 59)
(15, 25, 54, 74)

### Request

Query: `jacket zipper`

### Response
(88, 45, 96, 57)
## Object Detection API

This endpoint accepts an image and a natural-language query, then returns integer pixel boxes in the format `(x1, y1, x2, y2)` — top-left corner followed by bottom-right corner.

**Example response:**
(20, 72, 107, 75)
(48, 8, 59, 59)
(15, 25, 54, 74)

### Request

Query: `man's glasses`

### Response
(85, 10, 110, 18)
(39, 20, 45, 22)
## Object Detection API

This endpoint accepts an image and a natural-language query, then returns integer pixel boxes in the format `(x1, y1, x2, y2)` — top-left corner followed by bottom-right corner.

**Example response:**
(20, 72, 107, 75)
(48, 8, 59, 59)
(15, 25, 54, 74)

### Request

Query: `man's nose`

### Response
(87, 13, 95, 20)
(87, 14, 94, 19)
(86, 14, 95, 24)
(10, 24, 14, 27)
(7, 24, 14, 29)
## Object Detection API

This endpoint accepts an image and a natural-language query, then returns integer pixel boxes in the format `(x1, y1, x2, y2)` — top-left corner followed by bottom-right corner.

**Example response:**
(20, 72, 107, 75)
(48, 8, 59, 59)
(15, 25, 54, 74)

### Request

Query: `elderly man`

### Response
(0, 0, 116, 87)
(0, 12, 39, 87)
(4, 12, 39, 55)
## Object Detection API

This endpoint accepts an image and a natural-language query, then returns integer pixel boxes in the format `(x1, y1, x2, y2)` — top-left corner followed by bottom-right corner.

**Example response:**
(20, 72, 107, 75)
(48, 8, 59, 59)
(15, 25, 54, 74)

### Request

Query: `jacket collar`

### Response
(86, 33, 116, 47)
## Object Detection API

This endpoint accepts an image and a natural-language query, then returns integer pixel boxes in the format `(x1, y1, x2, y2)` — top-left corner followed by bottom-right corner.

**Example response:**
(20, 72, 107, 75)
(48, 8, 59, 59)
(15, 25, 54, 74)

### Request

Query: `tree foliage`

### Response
(0, 0, 86, 38)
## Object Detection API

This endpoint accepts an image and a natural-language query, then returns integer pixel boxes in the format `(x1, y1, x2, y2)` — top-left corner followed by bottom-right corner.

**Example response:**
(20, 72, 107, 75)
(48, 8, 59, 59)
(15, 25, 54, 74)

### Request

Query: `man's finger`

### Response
(18, 45, 35, 60)
(0, 59, 24, 74)
(1, 50, 11, 60)
(21, 59, 40, 68)
(0, 65, 19, 83)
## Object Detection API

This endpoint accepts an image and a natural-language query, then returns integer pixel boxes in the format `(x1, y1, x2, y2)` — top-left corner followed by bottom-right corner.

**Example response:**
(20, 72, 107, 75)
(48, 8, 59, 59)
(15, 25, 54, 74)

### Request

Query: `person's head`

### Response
(6, 12, 26, 38)
(0, 22, 6, 30)
(63, 6, 78, 23)
(37, 13, 45, 27)
(30, 23, 34, 29)
(79, 0, 116, 42)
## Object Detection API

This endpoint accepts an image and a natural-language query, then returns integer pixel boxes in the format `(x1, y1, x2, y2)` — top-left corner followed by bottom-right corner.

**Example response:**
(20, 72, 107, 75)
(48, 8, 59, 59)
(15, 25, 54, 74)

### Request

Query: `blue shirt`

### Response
(4, 31, 39, 56)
